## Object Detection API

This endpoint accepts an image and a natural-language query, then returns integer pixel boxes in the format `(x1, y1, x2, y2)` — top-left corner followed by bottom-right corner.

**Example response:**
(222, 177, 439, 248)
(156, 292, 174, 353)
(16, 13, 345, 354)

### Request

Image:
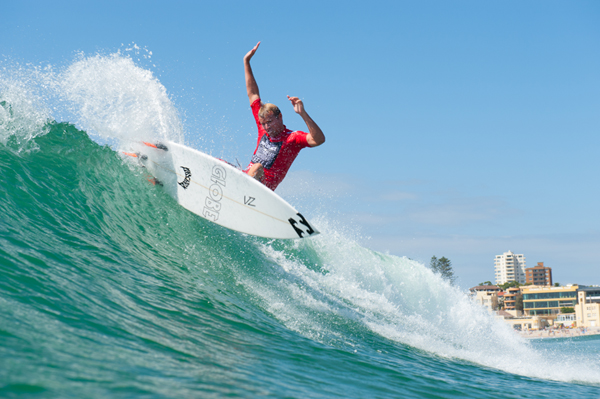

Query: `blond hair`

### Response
(258, 103, 281, 120)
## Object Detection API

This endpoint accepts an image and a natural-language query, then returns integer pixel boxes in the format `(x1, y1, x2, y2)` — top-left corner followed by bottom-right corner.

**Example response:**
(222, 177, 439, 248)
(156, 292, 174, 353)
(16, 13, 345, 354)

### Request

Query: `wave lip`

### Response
(59, 52, 184, 144)
(1, 50, 184, 153)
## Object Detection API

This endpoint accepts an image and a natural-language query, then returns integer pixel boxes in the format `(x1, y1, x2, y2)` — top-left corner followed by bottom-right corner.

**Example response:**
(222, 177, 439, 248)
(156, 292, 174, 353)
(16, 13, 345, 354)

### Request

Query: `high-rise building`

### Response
(494, 251, 526, 285)
(525, 262, 553, 286)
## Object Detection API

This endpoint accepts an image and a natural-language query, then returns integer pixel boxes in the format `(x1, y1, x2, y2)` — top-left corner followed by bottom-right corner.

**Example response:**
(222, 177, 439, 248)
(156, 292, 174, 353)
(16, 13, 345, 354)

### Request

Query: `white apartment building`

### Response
(494, 251, 526, 285)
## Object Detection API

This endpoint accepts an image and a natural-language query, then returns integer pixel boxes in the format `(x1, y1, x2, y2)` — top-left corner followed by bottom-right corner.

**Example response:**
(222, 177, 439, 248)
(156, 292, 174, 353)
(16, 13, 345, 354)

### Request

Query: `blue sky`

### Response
(3, 1, 599, 288)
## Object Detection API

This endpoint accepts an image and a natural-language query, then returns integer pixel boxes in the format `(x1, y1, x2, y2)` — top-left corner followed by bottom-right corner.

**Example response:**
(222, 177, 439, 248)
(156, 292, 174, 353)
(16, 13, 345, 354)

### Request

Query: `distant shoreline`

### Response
(519, 327, 600, 339)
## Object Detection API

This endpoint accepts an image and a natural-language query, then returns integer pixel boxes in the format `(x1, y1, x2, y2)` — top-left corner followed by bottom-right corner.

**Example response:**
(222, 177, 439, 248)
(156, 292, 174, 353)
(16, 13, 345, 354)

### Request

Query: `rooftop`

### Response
(469, 285, 501, 292)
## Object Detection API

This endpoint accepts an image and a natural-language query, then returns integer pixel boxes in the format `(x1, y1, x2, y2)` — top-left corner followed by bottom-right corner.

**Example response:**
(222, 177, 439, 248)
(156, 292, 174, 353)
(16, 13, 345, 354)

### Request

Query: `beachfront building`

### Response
(555, 313, 577, 328)
(578, 286, 600, 303)
(498, 285, 600, 331)
(503, 287, 521, 312)
(469, 285, 501, 311)
(522, 285, 579, 317)
(495, 309, 548, 330)
(575, 287, 600, 328)
(504, 315, 549, 331)
(494, 251, 526, 285)
(525, 262, 552, 286)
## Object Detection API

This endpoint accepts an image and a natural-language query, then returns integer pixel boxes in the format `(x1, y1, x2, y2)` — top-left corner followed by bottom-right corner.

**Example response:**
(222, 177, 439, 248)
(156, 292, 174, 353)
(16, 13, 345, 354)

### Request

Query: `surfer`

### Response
(243, 41, 326, 190)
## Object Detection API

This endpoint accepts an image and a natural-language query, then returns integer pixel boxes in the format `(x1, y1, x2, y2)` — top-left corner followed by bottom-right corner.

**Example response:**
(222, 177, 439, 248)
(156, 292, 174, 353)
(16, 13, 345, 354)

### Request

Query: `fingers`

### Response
(244, 41, 261, 61)
(287, 96, 304, 114)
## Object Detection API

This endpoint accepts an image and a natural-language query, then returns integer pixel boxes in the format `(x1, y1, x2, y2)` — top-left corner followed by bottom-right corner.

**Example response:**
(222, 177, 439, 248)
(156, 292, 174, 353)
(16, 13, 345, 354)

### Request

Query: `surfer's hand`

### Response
(287, 96, 305, 115)
(244, 42, 260, 63)
(290, 96, 325, 147)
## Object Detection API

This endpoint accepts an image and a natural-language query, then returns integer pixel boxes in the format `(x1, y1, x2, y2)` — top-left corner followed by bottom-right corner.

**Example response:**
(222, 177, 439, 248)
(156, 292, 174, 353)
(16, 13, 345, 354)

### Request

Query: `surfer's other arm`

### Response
(244, 42, 261, 105)
(287, 96, 325, 147)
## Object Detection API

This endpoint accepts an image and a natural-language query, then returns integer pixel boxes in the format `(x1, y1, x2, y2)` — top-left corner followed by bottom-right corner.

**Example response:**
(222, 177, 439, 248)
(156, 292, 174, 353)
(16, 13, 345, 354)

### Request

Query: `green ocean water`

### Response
(2, 55, 600, 398)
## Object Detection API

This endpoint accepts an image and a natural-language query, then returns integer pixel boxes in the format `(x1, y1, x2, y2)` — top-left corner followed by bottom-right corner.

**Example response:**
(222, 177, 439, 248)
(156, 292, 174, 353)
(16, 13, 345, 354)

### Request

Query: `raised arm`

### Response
(287, 96, 325, 147)
(244, 42, 261, 104)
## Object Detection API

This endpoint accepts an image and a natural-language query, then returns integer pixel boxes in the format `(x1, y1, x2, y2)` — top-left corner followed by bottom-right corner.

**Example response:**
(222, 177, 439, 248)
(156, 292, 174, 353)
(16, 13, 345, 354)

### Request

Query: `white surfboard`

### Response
(124, 140, 319, 239)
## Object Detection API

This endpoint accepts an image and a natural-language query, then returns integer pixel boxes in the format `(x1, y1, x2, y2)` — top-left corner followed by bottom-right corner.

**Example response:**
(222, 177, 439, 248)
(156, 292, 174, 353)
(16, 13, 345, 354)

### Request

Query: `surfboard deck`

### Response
(123, 140, 319, 239)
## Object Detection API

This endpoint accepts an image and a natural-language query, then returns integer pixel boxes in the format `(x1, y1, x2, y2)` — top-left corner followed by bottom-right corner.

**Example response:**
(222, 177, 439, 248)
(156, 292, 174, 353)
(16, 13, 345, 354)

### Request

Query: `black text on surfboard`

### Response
(288, 213, 316, 238)
(244, 196, 256, 207)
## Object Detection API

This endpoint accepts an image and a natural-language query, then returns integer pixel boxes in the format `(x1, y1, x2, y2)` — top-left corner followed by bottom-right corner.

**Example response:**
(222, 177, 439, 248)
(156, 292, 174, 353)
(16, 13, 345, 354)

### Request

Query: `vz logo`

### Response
(288, 213, 315, 238)
(244, 196, 256, 207)
(179, 166, 191, 189)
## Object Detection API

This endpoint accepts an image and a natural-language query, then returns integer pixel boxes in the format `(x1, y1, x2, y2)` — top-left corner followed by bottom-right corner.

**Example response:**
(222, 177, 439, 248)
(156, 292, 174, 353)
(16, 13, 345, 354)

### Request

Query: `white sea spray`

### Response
(0, 63, 52, 151)
(0, 50, 184, 151)
(58, 52, 184, 145)
(241, 216, 600, 385)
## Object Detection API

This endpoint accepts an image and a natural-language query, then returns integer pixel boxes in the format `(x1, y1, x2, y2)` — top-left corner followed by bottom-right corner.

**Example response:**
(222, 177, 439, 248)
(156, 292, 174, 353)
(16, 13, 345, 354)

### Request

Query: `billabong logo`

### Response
(288, 213, 315, 238)
(179, 166, 191, 189)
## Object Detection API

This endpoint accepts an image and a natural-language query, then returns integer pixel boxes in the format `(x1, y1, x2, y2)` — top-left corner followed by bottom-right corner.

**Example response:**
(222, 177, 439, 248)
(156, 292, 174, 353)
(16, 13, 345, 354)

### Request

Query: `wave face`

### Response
(1, 54, 600, 398)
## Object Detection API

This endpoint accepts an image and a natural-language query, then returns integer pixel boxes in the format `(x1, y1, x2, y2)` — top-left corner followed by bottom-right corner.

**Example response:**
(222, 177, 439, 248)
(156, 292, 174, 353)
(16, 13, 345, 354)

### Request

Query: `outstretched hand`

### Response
(288, 95, 325, 147)
(287, 96, 305, 115)
(244, 42, 261, 63)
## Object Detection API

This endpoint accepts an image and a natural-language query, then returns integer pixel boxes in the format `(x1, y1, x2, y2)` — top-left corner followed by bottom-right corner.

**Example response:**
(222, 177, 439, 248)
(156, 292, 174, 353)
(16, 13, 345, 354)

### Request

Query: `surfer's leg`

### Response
(247, 162, 264, 182)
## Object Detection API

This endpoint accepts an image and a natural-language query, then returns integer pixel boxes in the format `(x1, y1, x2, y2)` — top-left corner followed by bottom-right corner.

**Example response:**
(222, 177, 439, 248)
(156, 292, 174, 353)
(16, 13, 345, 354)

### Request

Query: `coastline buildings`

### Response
(576, 287, 600, 327)
(503, 287, 521, 312)
(494, 251, 526, 285)
(469, 285, 501, 311)
(475, 251, 599, 331)
(525, 262, 552, 286)
(471, 283, 600, 330)
(522, 285, 578, 316)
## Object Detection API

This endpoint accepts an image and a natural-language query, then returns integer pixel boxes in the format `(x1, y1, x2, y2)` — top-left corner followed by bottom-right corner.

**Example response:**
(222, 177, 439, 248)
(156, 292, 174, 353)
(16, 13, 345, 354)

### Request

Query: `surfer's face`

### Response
(260, 113, 284, 137)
